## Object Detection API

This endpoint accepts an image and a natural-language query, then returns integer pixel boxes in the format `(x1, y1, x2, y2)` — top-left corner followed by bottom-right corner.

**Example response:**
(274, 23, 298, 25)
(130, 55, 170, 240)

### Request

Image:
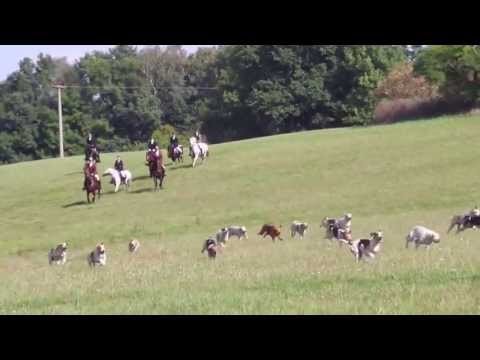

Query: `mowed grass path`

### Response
(1, 115, 480, 314)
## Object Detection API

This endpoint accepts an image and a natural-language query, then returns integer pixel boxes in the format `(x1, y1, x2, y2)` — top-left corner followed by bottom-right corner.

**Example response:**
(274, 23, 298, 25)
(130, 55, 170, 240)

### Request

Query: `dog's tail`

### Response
(447, 215, 460, 234)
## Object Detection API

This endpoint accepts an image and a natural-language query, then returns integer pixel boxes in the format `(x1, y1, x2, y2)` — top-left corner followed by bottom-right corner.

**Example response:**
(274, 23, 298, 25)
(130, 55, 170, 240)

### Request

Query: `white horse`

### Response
(189, 137, 209, 168)
(103, 168, 132, 192)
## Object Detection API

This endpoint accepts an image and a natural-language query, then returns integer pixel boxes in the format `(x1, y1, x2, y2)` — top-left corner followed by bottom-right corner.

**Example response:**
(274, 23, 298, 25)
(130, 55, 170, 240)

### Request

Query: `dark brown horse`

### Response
(146, 152, 165, 191)
(85, 146, 101, 162)
(85, 175, 101, 203)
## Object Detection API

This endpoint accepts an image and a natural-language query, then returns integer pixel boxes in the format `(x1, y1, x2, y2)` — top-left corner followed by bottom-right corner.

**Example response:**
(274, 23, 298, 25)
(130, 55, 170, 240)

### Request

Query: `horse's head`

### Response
(189, 137, 197, 146)
(150, 150, 160, 161)
(103, 168, 115, 177)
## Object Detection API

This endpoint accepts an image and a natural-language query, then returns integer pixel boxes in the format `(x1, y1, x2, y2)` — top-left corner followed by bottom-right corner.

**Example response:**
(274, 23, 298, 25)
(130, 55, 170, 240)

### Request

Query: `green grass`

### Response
(1, 115, 480, 314)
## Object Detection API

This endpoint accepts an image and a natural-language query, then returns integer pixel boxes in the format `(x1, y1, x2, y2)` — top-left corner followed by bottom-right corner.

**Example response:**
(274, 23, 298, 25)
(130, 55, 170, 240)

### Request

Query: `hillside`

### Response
(1, 115, 480, 314)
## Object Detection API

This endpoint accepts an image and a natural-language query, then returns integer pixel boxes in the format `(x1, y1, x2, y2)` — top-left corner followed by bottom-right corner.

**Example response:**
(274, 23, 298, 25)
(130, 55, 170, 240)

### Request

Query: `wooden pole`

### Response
(53, 84, 65, 158)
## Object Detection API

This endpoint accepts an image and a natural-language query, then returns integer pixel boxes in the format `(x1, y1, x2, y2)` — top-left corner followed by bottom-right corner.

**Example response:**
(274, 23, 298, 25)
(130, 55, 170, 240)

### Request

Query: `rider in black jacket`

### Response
(114, 156, 124, 172)
(170, 133, 179, 148)
(148, 138, 157, 151)
(86, 133, 96, 148)
(113, 155, 125, 183)
(85, 133, 100, 162)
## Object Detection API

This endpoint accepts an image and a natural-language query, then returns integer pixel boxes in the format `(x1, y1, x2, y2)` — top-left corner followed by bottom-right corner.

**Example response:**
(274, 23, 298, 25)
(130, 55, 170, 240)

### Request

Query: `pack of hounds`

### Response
(48, 206, 480, 266)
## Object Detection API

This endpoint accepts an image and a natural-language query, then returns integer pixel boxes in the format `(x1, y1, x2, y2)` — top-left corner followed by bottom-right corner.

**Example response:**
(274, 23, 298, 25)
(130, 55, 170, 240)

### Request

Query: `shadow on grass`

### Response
(169, 163, 192, 170)
(65, 171, 82, 176)
(62, 189, 118, 208)
(129, 188, 155, 194)
(62, 201, 88, 208)
(133, 175, 151, 182)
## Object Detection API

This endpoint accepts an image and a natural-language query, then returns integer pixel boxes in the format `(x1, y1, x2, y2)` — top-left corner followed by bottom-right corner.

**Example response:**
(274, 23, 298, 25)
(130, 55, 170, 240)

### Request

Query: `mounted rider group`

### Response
(81, 130, 203, 201)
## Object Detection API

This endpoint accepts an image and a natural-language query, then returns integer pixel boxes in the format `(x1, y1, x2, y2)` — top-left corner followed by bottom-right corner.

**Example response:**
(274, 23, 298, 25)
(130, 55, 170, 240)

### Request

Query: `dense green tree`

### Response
(0, 45, 410, 164)
(414, 45, 480, 105)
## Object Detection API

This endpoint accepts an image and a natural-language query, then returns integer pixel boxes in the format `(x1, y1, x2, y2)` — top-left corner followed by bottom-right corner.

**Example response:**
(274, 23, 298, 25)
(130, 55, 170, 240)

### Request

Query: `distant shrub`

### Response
(374, 63, 438, 100)
(373, 62, 475, 123)
(374, 97, 475, 124)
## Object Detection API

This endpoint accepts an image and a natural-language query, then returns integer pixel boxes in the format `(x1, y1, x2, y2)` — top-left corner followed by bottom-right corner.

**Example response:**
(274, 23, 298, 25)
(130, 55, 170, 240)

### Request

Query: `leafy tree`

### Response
(414, 45, 480, 105)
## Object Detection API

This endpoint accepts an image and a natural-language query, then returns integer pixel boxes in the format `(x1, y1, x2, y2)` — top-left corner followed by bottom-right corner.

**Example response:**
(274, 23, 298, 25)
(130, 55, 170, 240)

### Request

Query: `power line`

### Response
(60, 84, 219, 90)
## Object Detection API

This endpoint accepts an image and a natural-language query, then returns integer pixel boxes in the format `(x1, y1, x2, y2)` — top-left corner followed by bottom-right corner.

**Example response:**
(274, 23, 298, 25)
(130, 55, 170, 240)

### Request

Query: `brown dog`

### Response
(258, 224, 283, 241)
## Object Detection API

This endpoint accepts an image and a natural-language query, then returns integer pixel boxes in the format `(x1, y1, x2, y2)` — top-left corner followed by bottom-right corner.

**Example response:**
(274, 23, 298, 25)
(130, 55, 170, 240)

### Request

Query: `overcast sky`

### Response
(0, 45, 215, 81)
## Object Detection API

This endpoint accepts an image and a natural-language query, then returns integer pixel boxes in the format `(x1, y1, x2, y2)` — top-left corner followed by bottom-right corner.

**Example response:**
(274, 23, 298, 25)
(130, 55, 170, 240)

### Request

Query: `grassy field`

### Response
(1, 115, 480, 314)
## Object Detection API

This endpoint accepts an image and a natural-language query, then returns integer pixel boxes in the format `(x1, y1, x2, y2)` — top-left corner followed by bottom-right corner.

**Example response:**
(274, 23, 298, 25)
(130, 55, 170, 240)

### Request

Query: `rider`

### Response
(192, 130, 205, 157)
(146, 137, 158, 162)
(169, 133, 179, 158)
(114, 155, 125, 184)
(83, 157, 101, 191)
(194, 130, 201, 142)
(85, 132, 100, 162)
(86, 133, 96, 149)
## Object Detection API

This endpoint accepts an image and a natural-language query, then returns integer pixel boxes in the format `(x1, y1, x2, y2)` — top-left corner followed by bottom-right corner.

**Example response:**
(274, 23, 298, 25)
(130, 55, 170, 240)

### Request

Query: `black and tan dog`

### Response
(128, 239, 140, 253)
(201, 238, 218, 259)
(48, 242, 68, 265)
(88, 243, 107, 267)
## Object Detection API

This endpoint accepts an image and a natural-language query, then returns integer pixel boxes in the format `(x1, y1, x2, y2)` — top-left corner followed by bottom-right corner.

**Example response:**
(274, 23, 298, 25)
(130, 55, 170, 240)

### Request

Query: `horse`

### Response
(168, 144, 184, 163)
(85, 174, 101, 203)
(85, 146, 101, 162)
(189, 137, 209, 168)
(146, 152, 165, 191)
(103, 168, 132, 193)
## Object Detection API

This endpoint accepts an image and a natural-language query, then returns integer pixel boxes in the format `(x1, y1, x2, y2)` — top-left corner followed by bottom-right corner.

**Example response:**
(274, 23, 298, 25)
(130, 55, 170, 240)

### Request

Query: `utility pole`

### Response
(53, 83, 65, 158)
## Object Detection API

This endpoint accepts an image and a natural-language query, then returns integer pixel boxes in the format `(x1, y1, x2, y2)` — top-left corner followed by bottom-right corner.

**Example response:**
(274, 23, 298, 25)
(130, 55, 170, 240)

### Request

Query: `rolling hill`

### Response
(1, 115, 480, 314)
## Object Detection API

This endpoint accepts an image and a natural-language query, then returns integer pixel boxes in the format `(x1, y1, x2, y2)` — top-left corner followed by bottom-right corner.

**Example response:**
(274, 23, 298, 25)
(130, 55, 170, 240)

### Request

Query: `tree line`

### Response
(1, 45, 478, 164)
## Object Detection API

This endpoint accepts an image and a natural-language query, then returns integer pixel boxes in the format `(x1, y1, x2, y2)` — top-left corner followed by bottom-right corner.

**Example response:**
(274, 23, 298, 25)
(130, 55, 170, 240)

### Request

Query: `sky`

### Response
(0, 45, 215, 81)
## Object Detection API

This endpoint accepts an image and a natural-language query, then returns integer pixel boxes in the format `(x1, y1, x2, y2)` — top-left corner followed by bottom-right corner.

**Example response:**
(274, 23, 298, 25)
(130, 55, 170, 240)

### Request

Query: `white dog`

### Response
(291, 221, 308, 238)
(128, 239, 140, 253)
(48, 242, 67, 265)
(227, 226, 248, 240)
(88, 243, 107, 267)
(215, 228, 230, 246)
(406, 226, 440, 249)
